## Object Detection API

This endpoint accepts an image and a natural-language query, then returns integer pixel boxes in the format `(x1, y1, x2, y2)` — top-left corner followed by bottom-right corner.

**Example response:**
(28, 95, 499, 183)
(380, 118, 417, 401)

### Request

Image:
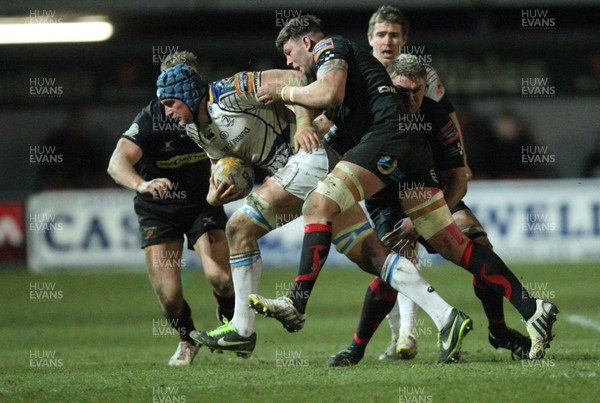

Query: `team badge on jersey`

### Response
(313, 38, 334, 62)
(142, 226, 157, 239)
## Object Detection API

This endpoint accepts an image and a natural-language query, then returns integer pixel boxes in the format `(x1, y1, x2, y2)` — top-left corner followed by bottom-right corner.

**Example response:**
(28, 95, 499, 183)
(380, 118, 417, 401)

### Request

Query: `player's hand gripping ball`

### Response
(213, 157, 255, 197)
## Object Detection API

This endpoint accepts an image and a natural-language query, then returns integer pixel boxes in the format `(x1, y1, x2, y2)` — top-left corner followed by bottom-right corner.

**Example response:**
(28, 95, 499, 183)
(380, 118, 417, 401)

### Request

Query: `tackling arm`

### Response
(107, 138, 174, 196)
(257, 59, 348, 110)
(284, 59, 347, 109)
(107, 138, 146, 192)
(260, 69, 321, 153)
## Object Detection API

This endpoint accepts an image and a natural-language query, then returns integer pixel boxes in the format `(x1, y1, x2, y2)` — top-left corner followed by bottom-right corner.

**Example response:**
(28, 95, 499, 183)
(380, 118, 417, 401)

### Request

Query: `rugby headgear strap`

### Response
(156, 63, 208, 117)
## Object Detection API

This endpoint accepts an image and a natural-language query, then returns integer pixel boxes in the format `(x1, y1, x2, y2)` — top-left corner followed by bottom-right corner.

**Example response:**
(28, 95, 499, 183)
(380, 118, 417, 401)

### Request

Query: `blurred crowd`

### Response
(37, 106, 600, 191)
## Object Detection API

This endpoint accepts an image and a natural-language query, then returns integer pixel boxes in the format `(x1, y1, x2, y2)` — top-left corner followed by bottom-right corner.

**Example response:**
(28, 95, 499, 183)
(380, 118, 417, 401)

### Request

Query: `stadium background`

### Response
(1, 0, 599, 270)
(0, 1, 599, 402)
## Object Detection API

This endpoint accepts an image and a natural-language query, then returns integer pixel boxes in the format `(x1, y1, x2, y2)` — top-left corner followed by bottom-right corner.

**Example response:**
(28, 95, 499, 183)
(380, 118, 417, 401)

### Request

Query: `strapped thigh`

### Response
(313, 163, 365, 213)
(405, 190, 454, 240)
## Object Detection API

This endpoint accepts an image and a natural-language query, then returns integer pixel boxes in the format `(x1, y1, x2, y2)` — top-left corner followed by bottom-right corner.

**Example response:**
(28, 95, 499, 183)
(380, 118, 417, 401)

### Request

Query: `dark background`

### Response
(1, 1, 599, 200)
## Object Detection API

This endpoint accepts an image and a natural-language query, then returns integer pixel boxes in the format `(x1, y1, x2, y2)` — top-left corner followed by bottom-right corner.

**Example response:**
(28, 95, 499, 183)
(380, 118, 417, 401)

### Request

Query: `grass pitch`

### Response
(1, 263, 599, 402)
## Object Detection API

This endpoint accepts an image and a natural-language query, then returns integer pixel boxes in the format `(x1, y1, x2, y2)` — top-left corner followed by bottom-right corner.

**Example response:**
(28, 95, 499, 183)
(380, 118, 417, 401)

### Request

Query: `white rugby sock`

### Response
(386, 302, 400, 341)
(229, 250, 262, 337)
(398, 293, 419, 338)
(398, 260, 420, 338)
(379, 252, 452, 331)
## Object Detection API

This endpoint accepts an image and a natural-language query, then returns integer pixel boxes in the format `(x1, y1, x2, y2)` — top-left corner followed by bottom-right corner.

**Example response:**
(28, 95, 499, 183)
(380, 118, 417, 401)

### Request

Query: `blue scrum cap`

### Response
(156, 63, 208, 116)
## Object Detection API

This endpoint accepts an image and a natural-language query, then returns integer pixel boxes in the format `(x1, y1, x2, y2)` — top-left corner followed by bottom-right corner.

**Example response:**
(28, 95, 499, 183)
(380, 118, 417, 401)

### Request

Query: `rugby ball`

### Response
(213, 157, 255, 197)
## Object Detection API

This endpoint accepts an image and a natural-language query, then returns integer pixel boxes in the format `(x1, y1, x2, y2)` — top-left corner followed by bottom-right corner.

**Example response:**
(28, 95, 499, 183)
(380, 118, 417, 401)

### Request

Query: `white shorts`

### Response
(269, 144, 340, 200)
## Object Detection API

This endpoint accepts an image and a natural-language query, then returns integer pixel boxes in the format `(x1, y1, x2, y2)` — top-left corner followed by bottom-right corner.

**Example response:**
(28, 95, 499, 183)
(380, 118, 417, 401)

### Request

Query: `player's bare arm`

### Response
(257, 58, 348, 109)
(108, 138, 172, 196)
(256, 69, 320, 153)
(439, 166, 469, 210)
(449, 112, 472, 181)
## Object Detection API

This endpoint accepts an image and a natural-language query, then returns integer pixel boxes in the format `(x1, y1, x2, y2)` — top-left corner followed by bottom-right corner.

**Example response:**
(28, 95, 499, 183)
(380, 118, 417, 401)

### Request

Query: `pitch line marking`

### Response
(566, 314, 600, 332)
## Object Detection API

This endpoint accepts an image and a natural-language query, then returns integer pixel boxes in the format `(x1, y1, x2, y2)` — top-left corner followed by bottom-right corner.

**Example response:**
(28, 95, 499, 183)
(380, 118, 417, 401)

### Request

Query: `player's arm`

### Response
(313, 113, 334, 137)
(258, 59, 347, 109)
(107, 138, 144, 190)
(426, 64, 472, 181)
(289, 59, 347, 109)
(107, 138, 172, 196)
(448, 112, 472, 181)
(260, 69, 321, 153)
(436, 116, 468, 210)
(438, 166, 468, 210)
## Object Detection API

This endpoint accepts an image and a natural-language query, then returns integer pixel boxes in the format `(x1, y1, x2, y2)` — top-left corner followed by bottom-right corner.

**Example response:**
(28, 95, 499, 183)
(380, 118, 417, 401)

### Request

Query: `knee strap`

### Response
(332, 221, 374, 255)
(239, 193, 276, 232)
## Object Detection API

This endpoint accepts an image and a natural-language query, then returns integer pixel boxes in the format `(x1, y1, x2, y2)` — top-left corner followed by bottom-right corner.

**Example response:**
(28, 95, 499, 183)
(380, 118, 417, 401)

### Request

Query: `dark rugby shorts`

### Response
(134, 196, 228, 250)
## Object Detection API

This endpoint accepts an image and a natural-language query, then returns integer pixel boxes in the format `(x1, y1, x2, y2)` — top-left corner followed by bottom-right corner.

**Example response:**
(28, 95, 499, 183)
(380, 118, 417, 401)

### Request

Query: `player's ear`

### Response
(367, 33, 374, 47)
(302, 35, 313, 51)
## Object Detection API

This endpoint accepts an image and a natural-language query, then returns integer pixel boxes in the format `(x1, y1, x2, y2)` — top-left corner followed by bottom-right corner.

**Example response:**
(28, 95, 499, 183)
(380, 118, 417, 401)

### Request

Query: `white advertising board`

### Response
(26, 179, 600, 272)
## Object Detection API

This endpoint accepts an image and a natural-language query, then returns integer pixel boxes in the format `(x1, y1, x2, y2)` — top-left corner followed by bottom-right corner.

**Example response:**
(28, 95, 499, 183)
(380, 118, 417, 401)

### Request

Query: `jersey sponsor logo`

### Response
(313, 38, 334, 62)
(123, 123, 139, 139)
(235, 72, 254, 94)
(227, 127, 251, 148)
(156, 152, 208, 169)
(220, 131, 229, 140)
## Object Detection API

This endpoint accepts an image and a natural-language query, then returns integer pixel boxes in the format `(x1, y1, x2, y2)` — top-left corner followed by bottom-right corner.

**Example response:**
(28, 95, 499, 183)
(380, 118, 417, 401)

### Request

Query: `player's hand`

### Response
(294, 126, 321, 154)
(136, 178, 173, 200)
(257, 83, 281, 105)
(381, 218, 419, 254)
(206, 174, 243, 206)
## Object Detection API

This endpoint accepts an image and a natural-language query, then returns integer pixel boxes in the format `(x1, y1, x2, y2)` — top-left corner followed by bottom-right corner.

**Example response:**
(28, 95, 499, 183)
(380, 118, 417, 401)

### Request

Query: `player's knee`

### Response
(225, 212, 259, 249)
(310, 167, 363, 217)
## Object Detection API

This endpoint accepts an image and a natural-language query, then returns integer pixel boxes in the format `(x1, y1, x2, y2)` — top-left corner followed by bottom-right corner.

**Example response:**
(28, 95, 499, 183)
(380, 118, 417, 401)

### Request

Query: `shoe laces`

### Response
(206, 318, 236, 337)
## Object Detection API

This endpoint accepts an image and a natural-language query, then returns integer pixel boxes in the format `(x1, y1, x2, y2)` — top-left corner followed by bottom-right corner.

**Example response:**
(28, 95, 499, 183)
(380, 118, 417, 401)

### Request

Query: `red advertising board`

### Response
(0, 202, 25, 260)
